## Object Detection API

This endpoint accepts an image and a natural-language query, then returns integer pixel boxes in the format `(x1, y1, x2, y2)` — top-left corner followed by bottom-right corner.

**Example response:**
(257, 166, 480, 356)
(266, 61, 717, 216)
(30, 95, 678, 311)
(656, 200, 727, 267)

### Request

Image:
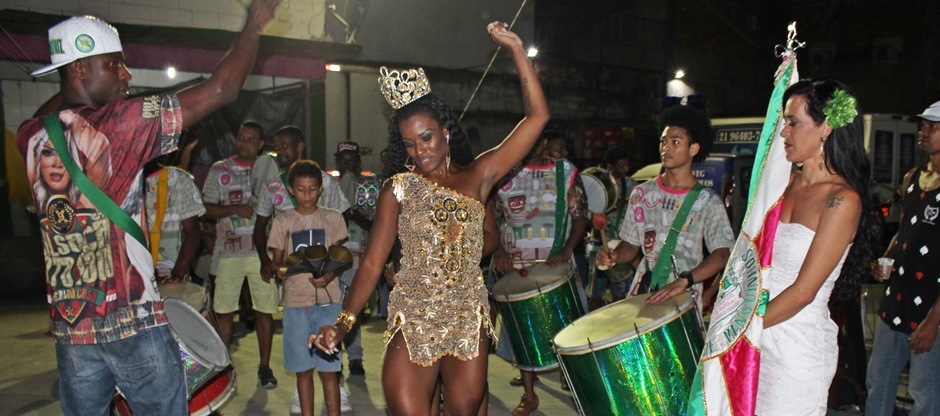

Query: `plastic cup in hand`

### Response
(877, 257, 894, 281)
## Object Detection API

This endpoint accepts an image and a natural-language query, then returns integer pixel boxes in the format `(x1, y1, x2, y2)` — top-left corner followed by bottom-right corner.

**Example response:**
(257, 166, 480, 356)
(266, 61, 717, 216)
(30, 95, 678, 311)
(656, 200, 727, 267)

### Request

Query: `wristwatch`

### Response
(679, 271, 695, 288)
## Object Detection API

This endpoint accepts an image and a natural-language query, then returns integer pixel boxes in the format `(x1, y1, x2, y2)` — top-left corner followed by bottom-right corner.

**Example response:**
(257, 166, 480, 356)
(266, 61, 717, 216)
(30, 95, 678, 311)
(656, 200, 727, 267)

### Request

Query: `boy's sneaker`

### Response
(290, 390, 301, 414)
(257, 364, 278, 389)
(340, 386, 353, 412)
(349, 359, 365, 376)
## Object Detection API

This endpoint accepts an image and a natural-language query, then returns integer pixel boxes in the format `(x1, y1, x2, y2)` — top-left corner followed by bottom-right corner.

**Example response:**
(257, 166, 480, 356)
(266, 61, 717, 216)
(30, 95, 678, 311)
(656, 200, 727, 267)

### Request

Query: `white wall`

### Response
(0, 0, 328, 40)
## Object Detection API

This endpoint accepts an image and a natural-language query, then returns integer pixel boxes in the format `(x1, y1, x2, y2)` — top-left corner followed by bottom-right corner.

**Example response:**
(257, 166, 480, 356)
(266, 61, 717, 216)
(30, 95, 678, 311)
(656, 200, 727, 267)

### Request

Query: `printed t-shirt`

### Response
(145, 167, 206, 267)
(268, 208, 348, 306)
(880, 168, 940, 334)
(203, 157, 258, 259)
(16, 95, 183, 345)
(618, 175, 735, 297)
(338, 172, 380, 269)
(496, 158, 577, 263)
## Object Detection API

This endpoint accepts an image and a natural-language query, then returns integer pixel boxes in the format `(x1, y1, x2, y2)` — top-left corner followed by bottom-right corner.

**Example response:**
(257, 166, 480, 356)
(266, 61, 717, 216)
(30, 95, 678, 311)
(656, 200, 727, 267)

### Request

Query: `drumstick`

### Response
(592, 212, 613, 270)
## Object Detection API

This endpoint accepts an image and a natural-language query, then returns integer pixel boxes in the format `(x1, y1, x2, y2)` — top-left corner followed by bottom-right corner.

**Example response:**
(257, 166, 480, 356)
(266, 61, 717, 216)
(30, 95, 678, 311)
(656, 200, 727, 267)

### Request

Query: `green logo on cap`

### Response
(75, 35, 95, 53)
(49, 39, 64, 55)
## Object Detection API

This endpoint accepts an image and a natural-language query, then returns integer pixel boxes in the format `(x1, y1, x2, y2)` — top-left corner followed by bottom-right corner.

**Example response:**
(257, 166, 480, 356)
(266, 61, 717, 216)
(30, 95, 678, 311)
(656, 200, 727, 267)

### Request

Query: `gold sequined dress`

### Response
(386, 173, 494, 366)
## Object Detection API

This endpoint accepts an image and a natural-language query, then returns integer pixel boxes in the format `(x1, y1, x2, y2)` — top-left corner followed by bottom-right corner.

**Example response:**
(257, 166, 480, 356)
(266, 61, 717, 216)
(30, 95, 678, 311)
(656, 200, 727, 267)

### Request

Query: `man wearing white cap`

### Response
(15, 1, 281, 415)
(866, 101, 940, 416)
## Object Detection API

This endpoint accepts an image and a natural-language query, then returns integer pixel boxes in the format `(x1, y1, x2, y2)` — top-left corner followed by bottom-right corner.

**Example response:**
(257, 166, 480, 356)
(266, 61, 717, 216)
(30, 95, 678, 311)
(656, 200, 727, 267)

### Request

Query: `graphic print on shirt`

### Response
(290, 228, 326, 252)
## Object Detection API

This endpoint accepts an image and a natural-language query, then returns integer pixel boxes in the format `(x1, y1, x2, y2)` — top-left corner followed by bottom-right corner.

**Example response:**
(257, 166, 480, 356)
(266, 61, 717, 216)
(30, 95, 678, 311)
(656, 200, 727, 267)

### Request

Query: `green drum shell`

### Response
(492, 266, 584, 371)
(553, 293, 703, 416)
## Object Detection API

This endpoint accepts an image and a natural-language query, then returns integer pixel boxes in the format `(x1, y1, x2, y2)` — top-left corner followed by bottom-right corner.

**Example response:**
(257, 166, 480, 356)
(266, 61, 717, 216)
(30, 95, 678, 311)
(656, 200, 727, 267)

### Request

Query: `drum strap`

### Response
(649, 182, 704, 290)
(149, 167, 169, 265)
(43, 113, 149, 249)
(550, 160, 568, 256)
(279, 171, 298, 207)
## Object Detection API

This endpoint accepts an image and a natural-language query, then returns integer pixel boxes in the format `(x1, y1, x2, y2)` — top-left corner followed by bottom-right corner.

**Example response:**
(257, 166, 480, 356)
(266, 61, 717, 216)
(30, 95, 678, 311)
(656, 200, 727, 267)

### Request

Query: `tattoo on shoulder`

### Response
(827, 196, 844, 208)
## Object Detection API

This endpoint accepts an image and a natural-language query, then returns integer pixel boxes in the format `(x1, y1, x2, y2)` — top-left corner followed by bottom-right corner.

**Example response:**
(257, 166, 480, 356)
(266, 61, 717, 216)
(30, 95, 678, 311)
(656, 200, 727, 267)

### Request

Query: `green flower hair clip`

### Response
(823, 89, 858, 129)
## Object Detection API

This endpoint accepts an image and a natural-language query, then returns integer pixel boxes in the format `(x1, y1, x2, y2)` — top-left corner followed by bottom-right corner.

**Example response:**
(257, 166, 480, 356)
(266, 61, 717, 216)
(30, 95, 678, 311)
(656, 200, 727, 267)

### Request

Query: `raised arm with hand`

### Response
(177, 0, 281, 127)
(473, 22, 550, 197)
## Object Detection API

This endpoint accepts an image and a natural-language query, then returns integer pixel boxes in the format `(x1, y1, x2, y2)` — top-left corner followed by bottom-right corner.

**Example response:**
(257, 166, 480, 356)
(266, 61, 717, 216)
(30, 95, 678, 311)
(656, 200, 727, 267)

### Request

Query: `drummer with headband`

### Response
(597, 105, 733, 312)
(491, 132, 589, 416)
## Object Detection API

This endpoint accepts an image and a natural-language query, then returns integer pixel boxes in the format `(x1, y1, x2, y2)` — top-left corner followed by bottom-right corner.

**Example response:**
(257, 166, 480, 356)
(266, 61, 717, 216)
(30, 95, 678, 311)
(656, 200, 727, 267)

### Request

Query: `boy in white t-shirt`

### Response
(269, 160, 348, 416)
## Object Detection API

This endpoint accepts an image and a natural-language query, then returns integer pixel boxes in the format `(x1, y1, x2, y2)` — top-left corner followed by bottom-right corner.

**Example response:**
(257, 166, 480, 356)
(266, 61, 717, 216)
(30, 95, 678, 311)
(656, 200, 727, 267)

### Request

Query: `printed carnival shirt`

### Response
(619, 175, 735, 302)
(145, 166, 206, 267)
(17, 95, 183, 345)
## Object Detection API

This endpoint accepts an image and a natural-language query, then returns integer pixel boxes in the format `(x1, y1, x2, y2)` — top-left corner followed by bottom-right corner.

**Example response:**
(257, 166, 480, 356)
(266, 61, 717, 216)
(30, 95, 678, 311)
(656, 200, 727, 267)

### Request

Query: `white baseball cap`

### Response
(912, 101, 940, 123)
(31, 16, 123, 77)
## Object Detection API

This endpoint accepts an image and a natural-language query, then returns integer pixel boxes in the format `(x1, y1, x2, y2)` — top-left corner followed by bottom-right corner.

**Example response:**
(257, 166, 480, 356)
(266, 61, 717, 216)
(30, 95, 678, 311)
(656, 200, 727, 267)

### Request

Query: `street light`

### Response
(527, 47, 539, 58)
(675, 69, 685, 80)
(166, 66, 176, 79)
(326, 64, 342, 72)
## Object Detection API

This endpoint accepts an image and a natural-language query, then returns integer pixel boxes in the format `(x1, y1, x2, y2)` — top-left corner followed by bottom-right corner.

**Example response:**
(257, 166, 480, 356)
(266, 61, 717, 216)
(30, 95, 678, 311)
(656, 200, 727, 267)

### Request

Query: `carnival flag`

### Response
(685, 25, 800, 416)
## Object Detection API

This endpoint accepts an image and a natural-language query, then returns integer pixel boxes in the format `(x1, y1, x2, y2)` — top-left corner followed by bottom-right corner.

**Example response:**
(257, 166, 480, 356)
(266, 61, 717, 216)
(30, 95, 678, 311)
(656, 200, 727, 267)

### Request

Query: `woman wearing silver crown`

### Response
(312, 21, 548, 414)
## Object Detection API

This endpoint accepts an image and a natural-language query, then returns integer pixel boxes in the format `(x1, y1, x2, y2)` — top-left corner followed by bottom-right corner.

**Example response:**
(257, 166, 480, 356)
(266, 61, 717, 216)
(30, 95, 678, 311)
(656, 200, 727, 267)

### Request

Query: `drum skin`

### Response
(553, 292, 704, 416)
(580, 167, 619, 214)
(492, 263, 585, 371)
(158, 282, 208, 312)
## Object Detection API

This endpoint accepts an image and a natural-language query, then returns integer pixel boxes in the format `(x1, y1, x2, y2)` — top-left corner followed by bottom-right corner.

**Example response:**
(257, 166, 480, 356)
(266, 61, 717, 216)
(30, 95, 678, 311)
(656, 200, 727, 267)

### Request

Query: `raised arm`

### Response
(473, 22, 550, 196)
(177, 0, 280, 127)
(763, 189, 861, 328)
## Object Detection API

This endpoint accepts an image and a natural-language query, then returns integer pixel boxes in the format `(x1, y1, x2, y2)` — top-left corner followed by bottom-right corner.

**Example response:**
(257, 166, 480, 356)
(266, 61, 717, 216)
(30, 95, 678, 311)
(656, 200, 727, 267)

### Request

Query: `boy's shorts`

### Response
(283, 304, 343, 373)
(213, 256, 279, 314)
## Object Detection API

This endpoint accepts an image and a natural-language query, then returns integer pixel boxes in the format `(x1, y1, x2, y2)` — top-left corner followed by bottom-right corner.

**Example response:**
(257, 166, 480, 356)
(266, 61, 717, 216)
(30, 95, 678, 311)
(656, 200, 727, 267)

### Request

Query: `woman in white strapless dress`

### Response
(755, 79, 879, 415)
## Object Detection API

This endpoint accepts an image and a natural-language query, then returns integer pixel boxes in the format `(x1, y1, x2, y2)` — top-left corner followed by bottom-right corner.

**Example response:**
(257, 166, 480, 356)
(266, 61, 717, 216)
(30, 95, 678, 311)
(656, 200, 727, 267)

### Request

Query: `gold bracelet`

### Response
(335, 310, 357, 330)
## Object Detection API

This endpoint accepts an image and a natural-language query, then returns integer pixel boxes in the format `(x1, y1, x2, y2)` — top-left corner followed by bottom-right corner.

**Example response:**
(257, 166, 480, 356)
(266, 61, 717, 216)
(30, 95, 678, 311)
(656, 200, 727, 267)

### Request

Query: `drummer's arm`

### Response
(169, 216, 202, 283)
(689, 248, 730, 286)
(598, 240, 640, 269)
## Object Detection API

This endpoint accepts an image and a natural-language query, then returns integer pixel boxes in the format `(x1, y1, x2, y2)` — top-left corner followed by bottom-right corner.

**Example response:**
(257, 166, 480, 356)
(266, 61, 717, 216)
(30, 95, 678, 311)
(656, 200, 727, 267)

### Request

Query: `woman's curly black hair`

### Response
(382, 94, 476, 179)
(783, 79, 878, 304)
(660, 105, 714, 163)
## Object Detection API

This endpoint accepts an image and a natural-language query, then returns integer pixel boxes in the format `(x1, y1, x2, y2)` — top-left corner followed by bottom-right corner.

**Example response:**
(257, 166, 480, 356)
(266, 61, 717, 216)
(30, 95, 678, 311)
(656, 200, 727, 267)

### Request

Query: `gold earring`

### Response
(818, 140, 825, 171)
(446, 146, 451, 173)
(404, 155, 415, 172)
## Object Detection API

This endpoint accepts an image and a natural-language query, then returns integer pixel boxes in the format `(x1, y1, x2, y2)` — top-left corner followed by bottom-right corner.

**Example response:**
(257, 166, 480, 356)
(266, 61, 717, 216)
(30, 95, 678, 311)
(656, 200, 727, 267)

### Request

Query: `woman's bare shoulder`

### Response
(823, 181, 861, 211)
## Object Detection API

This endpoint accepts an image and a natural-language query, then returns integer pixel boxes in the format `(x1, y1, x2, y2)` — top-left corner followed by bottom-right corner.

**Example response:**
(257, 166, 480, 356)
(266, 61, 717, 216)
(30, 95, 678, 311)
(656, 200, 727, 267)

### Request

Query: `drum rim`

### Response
(514, 362, 560, 372)
(159, 281, 209, 312)
(164, 298, 232, 368)
(491, 267, 575, 302)
(190, 369, 237, 416)
(581, 167, 618, 214)
(579, 173, 611, 214)
(552, 293, 695, 354)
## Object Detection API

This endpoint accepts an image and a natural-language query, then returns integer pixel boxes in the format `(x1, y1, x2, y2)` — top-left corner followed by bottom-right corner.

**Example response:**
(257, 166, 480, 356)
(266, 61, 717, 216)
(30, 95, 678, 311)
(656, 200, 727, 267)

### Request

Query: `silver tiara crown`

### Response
(378, 66, 431, 109)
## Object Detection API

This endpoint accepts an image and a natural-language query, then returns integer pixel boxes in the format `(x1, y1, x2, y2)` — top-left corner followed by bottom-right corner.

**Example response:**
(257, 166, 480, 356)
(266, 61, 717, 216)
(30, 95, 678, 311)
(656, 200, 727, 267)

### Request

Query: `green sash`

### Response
(649, 182, 704, 289)
(549, 160, 569, 256)
(278, 171, 297, 206)
(43, 113, 149, 248)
